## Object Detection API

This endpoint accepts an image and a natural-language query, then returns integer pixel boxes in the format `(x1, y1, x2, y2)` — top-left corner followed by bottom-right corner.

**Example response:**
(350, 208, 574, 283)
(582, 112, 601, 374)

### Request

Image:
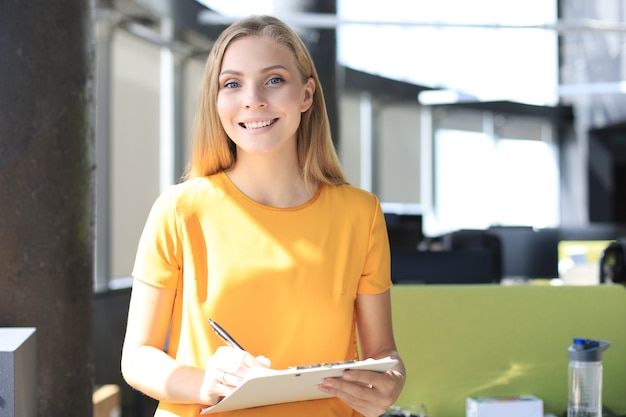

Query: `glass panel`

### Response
(338, 0, 558, 106)
(493, 139, 559, 227)
(433, 129, 559, 233)
(110, 30, 161, 279)
(435, 129, 495, 232)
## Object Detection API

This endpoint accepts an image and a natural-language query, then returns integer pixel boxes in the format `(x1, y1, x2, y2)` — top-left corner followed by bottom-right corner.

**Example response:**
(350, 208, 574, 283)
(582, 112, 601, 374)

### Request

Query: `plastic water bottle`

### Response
(567, 338, 611, 417)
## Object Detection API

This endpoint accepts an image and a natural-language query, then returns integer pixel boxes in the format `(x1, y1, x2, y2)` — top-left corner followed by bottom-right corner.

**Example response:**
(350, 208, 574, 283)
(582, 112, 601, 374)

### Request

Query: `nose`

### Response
(244, 85, 267, 109)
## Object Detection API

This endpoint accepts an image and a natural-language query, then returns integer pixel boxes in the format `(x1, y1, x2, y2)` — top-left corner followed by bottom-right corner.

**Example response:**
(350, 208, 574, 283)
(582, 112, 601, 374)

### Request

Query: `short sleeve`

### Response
(131, 187, 182, 289)
(357, 195, 392, 294)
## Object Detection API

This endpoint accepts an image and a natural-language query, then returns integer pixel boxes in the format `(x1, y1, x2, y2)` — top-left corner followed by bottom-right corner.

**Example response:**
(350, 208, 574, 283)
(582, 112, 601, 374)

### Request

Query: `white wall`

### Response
(110, 30, 161, 278)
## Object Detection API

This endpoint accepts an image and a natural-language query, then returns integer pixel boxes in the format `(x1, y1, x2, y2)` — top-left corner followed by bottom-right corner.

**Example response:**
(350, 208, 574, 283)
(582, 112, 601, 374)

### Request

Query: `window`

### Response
(431, 128, 559, 235)
(338, 0, 558, 106)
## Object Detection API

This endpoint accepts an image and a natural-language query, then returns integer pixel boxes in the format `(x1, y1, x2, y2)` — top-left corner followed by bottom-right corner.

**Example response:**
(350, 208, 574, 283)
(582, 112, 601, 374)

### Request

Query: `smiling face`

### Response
(216, 35, 315, 158)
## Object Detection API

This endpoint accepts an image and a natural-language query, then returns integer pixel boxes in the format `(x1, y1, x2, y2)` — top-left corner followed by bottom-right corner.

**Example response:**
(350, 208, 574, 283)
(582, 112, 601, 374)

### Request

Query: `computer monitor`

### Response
(391, 248, 496, 284)
(384, 213, 423, 250)
(588, 121, 626, 223)
(488, 226, 559, 279)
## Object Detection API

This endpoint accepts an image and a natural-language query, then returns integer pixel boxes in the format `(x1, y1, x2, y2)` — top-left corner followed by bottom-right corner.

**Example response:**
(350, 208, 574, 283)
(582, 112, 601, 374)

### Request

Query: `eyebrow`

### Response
(219, 64, 289, 77)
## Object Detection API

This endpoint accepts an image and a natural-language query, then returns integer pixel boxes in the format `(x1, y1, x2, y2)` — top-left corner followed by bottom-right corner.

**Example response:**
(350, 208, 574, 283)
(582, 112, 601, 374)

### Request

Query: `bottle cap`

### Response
(568, 338, 611, 362)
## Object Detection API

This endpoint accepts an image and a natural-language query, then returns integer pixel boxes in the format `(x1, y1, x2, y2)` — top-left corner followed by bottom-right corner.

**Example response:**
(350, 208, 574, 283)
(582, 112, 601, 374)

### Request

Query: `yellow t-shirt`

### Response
(132, 172, 392, 417)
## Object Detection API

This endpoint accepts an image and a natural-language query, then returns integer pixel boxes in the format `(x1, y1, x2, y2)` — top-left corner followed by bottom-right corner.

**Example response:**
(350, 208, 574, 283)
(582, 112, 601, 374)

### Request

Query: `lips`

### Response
(240, 119, 277, 129)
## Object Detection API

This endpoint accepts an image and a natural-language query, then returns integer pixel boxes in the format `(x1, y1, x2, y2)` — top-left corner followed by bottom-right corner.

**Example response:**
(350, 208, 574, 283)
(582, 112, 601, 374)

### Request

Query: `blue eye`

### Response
(268, 77, 284, 85)
(224, 81, 240, 88)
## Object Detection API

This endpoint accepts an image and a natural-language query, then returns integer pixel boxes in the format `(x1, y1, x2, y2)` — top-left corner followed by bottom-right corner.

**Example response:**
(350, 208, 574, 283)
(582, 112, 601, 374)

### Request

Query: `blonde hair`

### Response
(184, 15, 347, 186)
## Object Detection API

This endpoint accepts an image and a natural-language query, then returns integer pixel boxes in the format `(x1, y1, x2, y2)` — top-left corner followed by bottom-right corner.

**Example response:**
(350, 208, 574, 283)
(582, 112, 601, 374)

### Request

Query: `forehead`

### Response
(221, 35, 296, 71)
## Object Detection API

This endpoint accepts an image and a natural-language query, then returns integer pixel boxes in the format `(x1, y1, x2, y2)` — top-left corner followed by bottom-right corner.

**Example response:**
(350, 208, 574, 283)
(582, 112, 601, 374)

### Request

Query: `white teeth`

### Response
(243, 120, 273, 129)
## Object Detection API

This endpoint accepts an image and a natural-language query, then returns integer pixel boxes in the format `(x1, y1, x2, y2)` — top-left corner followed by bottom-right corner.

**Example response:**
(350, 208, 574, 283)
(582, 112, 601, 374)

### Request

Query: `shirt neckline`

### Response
(219, 171, 323, 211)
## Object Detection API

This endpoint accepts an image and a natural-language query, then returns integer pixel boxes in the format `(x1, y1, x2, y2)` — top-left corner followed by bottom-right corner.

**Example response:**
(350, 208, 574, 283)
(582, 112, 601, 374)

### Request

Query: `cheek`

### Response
(216, 95, 234, 124)
(281, 88, 307, 112)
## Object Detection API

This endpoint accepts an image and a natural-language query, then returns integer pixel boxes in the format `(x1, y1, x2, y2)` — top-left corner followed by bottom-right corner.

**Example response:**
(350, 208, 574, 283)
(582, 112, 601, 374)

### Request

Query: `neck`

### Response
(226, 158, 316, 208)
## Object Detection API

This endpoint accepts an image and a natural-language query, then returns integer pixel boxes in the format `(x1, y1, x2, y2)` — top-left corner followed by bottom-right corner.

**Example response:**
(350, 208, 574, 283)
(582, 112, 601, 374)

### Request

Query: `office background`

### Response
(101, 0, 626, 289)
(98, 1, 626, 413)
(2, 0, 626, 416)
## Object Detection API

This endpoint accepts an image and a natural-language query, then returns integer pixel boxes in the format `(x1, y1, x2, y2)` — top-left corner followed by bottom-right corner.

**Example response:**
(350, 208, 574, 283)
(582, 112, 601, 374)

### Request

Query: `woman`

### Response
(121, 15, 405, 417)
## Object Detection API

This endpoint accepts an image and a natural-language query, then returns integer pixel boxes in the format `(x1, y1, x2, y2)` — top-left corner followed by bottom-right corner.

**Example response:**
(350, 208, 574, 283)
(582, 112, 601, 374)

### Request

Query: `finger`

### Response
(216, 346, 267, 371)
(319, 378, 385, 417)
(213, 347, 250, 374)
(219, 370, 244, 387)
(321, 370, 399, 412)
(256, 355, 272, 367)
(341, 369, 380, 388)
(321, 376, 377, 396)
(200, 368, 234, 405)
(221, 371, 232, 387)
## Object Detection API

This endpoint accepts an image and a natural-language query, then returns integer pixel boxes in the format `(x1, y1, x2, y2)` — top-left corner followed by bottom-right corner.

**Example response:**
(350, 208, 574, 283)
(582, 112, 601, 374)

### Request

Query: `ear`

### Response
(300, 77, 315, 112)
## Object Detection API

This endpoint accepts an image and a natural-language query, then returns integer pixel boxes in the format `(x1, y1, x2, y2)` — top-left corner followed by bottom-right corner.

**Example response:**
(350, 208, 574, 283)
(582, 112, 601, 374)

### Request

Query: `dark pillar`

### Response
(0, 1, 95, 417)
(300, 0, 339, 147)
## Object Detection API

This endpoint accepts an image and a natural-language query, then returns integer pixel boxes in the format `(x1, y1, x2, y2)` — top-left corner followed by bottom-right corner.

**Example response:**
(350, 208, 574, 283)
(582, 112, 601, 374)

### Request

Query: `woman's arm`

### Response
(121, 279, 265, 406)
(319, 290, 406, 417)
(355, 290, 406, 383)
(121, 279, 209, 404)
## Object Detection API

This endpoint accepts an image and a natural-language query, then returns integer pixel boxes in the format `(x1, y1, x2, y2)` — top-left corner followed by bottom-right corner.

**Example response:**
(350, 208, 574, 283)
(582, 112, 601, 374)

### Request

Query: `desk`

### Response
(390, 284, 626, 417)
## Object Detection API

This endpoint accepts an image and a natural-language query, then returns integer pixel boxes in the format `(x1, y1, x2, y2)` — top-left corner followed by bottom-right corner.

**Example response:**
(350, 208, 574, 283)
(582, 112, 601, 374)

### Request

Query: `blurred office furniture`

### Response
(558, 224, 626, 242)
(488, 224, 626, 280)
(384, 213, 423, 250)
(391, 229, 502, 284)
(391, 248, 497, 284)
(391, 224, 626, 285)
(94, 288, 157, 417)
(391, 284, 626, 417)
(0, 328, 36, 417)
(600, 239, 626, 284)
(588, 122, 626, 224)
(442, 229, 503, 282)
(487, 226, 559, 279)
(93, 384, 121, 417)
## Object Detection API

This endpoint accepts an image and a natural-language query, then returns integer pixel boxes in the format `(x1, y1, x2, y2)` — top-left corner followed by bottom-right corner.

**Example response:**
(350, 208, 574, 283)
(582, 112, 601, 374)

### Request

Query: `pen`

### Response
(208, 318, 245, 351)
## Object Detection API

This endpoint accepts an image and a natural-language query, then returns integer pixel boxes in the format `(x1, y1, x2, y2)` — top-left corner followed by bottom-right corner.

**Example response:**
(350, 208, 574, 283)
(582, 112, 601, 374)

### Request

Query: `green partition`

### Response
(391, 284, 626, 417)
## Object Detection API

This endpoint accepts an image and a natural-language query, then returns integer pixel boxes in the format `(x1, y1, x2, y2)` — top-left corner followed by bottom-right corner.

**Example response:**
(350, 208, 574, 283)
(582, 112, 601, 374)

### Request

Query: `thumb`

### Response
(256, 355, 272, 368)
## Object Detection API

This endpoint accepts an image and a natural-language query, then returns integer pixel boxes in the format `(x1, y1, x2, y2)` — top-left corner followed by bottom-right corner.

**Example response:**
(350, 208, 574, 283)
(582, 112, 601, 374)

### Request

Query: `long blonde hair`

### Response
(184, 15, 347, 186)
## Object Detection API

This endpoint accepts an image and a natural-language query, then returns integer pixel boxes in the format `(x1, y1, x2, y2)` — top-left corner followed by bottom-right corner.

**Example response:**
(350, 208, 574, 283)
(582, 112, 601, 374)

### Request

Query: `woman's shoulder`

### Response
(154, 174, 227, 210)
(323, 183, 381, 210)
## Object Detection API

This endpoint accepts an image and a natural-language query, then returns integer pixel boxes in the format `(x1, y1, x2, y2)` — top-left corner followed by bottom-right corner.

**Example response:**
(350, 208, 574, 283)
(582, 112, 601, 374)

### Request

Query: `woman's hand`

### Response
(344, 291, 406, 416)
(319, 367, 404, 417)
(199, 346, 271, 406)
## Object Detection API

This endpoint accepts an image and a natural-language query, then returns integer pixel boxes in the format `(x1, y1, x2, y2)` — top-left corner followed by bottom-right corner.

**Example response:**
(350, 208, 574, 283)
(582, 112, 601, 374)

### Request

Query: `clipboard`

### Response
(200, 356, 398, 414)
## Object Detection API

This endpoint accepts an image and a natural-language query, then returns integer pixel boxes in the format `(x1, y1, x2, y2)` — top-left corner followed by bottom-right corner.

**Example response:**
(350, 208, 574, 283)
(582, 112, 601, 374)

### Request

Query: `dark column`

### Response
(303, 0, 339, 147)
(0, 1, 95, 417)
